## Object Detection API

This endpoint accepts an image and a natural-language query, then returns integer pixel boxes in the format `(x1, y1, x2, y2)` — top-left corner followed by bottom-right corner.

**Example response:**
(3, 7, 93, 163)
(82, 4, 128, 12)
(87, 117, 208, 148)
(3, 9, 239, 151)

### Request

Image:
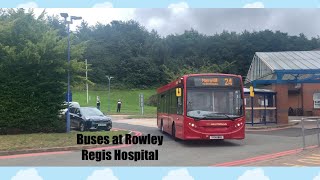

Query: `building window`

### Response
(314, 92, 320, 109)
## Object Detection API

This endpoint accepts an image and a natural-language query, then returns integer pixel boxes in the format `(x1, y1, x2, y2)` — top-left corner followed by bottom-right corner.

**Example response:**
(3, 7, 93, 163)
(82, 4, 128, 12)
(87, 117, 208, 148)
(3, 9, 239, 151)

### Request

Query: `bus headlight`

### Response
(189, 123, 196, 128)
(235, 123, 242, 128)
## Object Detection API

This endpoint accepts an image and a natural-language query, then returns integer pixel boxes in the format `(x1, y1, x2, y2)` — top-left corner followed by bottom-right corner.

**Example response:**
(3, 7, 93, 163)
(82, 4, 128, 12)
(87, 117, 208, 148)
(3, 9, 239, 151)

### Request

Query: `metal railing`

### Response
(301, 117, 320, 149)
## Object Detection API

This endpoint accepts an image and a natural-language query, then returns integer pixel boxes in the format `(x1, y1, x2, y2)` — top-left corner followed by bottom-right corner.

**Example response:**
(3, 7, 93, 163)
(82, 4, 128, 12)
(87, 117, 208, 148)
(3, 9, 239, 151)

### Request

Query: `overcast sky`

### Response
(30, 8, 320, 38)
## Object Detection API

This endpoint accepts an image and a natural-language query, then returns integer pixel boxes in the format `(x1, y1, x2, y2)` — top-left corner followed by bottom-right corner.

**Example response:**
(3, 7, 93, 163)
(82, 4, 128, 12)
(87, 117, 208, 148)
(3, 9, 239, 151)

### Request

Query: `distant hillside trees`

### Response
(76, 21, 320, 88)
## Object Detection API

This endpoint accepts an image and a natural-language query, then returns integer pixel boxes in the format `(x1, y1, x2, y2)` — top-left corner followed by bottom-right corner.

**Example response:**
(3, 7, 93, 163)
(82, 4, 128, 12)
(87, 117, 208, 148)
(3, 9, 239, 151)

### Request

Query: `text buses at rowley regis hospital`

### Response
(157, 73, 245, 141)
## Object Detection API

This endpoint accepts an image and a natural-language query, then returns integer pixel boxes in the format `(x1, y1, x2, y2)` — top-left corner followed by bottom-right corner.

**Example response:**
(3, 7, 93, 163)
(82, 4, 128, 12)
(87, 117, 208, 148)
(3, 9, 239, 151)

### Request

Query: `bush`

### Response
(0, 10, 84, 134)
(146, 94, 158, 107)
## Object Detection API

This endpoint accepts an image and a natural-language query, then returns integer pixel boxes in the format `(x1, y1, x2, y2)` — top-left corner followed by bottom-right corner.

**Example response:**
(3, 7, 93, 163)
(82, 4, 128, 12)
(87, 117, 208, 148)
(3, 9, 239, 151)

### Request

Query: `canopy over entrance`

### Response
(245, 50, 320, 124)
(245, 51, 320, 86)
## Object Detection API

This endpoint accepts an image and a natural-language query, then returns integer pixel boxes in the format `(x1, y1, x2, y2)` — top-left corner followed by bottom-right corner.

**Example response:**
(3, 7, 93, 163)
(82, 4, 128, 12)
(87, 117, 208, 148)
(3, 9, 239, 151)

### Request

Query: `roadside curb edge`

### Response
(0, 129, 140, 156)
(246, 122, 299, 130)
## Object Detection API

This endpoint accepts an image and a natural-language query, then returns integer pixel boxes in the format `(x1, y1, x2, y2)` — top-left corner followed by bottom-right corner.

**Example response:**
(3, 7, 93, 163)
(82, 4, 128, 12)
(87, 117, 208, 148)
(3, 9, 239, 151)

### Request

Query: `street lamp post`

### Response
(60, 13, 82, 133)
(106, 76, 114, 112)
(85, 59, 88, 104)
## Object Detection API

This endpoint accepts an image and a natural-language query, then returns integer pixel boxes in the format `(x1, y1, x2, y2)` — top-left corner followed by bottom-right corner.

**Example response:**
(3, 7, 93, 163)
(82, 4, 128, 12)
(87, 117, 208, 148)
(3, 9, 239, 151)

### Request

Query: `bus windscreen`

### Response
(186, 76, 243, 120)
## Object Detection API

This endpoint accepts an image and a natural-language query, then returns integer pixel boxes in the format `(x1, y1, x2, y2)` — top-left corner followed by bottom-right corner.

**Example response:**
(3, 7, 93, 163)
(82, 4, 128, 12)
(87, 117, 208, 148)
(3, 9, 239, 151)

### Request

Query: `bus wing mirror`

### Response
(176, 88, 182, 97)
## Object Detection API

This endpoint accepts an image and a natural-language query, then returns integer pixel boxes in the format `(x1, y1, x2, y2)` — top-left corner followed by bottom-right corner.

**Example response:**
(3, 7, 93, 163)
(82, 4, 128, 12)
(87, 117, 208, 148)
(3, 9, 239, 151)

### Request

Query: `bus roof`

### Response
(157, 73, 242, 94)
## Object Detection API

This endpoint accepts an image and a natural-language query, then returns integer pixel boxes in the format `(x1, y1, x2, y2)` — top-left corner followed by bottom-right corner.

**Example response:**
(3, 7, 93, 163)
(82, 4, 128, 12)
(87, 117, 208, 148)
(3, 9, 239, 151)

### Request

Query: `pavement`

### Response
(1, 115, 320, 166)
(243, 146, 320, 166)
(114, 118, 156, 128)
(0, 128, 137, 156)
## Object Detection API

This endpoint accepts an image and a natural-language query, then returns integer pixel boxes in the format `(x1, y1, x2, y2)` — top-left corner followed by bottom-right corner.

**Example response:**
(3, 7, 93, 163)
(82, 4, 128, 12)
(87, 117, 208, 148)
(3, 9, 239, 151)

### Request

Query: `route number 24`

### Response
(224, 78, 233, 86)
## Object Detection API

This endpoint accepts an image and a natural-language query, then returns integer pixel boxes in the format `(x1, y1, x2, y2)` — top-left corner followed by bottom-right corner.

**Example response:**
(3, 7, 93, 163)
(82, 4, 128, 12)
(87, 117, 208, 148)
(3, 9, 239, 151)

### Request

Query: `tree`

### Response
(74, 18, 320, 88)
(0, 9, 86, 134)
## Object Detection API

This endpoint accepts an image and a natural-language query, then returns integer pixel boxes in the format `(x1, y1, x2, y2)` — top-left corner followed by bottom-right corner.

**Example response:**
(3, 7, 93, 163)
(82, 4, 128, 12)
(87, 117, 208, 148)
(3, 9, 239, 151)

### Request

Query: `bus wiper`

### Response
(223, 114, 236, 120)
(193, 116, 208, 121)
(204, 113, 236, 120)
(217, 113, 236, 120)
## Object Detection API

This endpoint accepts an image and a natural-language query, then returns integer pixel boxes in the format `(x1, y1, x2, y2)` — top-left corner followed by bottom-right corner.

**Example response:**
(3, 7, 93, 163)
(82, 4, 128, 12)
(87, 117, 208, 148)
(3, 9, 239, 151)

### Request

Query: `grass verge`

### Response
(73, 89, 157, 116)
(0, 130, 128, 152)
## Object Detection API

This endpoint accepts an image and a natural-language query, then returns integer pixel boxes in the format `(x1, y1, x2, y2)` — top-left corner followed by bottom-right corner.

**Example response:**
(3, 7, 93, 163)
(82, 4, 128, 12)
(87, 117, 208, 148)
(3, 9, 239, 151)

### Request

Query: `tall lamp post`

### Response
(106, 76, 114, 112)
(85, 59, 88, 104)
(60, 13, 82, 133)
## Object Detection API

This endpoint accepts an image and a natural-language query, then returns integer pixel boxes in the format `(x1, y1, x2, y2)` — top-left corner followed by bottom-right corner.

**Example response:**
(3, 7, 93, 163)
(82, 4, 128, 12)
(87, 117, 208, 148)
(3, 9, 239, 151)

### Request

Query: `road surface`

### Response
(0, 119, 319, 166)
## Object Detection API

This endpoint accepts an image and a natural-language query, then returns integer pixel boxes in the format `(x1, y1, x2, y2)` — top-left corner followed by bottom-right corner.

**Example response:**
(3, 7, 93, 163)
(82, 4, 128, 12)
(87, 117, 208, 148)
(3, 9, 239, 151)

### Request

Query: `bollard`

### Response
(301, 117, 305, 150)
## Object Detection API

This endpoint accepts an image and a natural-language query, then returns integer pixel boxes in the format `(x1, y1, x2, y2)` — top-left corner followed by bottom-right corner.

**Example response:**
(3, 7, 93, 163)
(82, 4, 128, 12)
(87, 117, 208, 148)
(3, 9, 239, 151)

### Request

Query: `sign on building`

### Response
(314, 92, 320, 109)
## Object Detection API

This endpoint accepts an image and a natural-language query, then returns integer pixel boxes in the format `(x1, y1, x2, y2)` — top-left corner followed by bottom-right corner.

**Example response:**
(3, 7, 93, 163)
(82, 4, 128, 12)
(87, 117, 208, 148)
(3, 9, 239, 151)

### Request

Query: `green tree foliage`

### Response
(162, 61, 236, 82)
(76, 21, 320, 88)
(78, 20, 163, 88)
(1, 9, 320, 135)
(0, 9, 86, 134)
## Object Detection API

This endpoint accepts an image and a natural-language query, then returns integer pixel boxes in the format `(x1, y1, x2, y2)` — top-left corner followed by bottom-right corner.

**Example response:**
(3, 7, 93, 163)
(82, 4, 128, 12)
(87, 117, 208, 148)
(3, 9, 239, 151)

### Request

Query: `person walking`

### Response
(97, 96, 101, 110)
(117, 99, 122, 112)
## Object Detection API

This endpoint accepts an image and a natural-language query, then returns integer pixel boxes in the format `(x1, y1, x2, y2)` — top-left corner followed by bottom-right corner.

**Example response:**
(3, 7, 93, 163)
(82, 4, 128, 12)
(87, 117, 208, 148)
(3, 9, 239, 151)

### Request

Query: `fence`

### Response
(301, 117, 320, 149)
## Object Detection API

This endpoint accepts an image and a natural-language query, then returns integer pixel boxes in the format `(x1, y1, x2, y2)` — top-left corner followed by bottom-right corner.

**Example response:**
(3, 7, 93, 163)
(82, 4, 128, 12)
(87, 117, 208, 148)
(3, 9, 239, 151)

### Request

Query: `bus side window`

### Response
(177, 89, 183, 115)
(170, 90, 176, 114)
(160, 94, 165, 113)
(166, 92, 170, 113)
(157, 95, 160, 112)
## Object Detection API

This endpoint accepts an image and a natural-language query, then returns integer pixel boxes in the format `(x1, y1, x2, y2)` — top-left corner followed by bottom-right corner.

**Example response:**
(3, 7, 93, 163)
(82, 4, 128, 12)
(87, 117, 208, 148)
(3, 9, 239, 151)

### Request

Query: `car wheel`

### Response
(105, 124, 112, 131)
(80, 123, 85, 132)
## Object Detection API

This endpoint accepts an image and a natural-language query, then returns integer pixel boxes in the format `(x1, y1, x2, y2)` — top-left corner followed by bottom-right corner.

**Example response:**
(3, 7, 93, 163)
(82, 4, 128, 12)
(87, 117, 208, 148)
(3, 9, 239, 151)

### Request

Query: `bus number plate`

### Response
(210, 136, 224, 139)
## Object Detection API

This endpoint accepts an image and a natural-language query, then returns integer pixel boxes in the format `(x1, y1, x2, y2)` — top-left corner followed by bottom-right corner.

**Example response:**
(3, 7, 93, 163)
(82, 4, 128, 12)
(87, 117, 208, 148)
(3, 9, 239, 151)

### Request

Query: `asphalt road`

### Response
(0, 122, 318, 166)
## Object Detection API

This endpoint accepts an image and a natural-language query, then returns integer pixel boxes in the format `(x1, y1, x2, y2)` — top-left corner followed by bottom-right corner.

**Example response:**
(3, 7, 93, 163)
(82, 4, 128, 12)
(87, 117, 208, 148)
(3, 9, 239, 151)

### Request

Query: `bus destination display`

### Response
(187, 76, 240, 87)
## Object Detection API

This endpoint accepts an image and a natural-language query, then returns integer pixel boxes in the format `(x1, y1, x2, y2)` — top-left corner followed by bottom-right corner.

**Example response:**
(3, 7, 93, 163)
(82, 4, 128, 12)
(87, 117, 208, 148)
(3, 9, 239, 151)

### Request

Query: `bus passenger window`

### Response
(177, 88, 183, 115)
(177, 97, 183, 115)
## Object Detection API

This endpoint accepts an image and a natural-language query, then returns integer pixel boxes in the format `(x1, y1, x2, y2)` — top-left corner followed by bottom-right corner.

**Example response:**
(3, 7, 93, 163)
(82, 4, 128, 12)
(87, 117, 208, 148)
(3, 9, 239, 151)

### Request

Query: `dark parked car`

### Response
(69, 107, 112, 131)
(59, 102, 80, 118)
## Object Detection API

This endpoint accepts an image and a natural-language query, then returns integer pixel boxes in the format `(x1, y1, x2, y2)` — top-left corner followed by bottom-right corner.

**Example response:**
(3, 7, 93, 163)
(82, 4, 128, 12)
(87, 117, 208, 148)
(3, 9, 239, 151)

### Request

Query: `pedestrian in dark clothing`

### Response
(97, 96, 101, 110)
(117, 99, 122, 112)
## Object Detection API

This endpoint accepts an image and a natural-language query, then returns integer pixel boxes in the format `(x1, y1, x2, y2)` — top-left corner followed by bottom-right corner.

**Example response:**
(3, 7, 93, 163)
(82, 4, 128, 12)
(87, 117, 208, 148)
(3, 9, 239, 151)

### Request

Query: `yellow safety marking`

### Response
(283, 163, 304, 167)
(304, 156, 320, 160)
(297, 158, 320, 165)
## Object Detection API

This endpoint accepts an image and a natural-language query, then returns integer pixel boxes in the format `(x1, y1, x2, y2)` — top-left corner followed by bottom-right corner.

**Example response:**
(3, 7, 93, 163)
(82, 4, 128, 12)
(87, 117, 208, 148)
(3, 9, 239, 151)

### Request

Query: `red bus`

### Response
(157, 73, 245, 140)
